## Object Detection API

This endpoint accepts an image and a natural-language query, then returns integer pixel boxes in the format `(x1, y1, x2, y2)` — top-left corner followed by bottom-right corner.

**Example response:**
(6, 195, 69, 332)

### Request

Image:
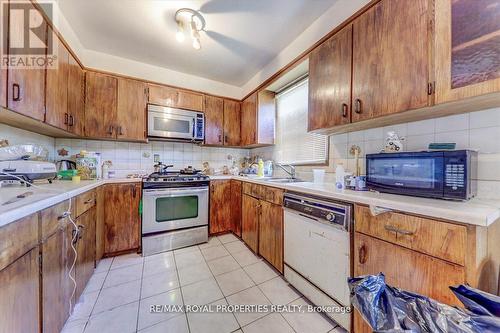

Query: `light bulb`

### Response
(192, 37, 201, 50)
(176, 21, 185, 43)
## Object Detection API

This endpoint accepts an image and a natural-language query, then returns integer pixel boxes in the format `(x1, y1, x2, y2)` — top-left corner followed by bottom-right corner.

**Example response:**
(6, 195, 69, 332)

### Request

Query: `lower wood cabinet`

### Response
(75, 208, 97, 299)
(258, 200, 283, 273)
(242, 194, 260, 253)
(230, 180, 242, 237)
(209, 180, 232, 234)
(103, 183, 141, 255)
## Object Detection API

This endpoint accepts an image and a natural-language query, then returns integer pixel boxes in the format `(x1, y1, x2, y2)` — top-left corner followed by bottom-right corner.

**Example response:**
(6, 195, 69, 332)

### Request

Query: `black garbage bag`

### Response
(348, 273, 500, 333)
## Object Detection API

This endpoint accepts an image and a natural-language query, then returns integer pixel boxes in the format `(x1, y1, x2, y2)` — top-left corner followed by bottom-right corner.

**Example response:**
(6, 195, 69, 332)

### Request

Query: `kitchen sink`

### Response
(264, 178, 303, 183)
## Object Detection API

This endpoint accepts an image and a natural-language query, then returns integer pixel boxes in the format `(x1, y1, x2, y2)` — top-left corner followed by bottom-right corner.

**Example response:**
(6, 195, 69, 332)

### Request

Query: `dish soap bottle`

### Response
(335, 163, 345, 189)
(257, 158, 265, 177)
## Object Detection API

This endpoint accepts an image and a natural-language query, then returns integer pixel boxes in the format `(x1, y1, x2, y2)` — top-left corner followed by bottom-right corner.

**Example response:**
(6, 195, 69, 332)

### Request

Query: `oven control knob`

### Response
(326, 213, 335, 222)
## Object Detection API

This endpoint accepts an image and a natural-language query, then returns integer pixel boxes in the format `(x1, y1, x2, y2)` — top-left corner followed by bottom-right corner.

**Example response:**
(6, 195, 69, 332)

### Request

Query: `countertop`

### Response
(1, 175, 499, 228)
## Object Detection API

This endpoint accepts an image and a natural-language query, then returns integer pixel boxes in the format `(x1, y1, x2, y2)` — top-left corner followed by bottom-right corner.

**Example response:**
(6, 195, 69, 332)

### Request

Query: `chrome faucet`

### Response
(274, 163, 296, 179)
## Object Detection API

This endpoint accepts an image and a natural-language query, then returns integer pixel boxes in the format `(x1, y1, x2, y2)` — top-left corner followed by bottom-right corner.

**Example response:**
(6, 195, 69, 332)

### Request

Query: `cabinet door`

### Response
(209, 180, 232, 234)
(46, 32, 70, 130)
(256, 91, 275, 145)
(85, 71, 118, 139)
(0, 247, 40, 333)
(352, 0, 430, 122)
(258, 200, 283, 273)
(148, 84, 179, 107)
(116, 78, 147, 141)
(7, 1, 46, 121)
(435, 0, 500, 103)
(67, 54, 85, 136)
(223, 100, 241, 146)
(178, 90, 204, 112)
(95, 186, 105, 262)
(76, 208, 96, 299)
(204, 95, 224, 145)
(104, 183, 141, 255)
(308, 25, 352, 131)
(241, 93, 257, 146)
(230, 180, 242, 237)
(242, 194, 259, 253)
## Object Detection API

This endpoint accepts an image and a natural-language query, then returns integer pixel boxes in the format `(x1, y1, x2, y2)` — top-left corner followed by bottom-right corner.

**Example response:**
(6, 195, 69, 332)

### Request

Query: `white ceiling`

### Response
(56, 0, 337, 86)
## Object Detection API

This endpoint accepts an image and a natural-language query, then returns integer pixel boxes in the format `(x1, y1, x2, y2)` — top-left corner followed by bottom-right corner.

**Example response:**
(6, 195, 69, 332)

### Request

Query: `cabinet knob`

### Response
(118, 126, 124, 136)
(12, 83, 21, 101)
(64, 113, 69, 125)
(108, 125, 114, 135)
(224, 135, 228, 144)
(218, 134, 222, 143)
(358, 244, 367, 264)
(69, 115, 74, 127)
(354, 99, 362, 114)
(341, 103, 348, 118)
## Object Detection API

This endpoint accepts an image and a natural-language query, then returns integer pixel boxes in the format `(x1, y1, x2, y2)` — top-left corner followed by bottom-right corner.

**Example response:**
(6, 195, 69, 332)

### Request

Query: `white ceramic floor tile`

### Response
(232, 250, 262, 267)
(329, 326, 347, 332)
(61, 318, 87, 333)
(174, 249, 205, 269)
(243, 261, 278, 284)
(141, 269, 179, 299)
(94, 258, 113, 273)
(187, 299, 240, 333)
(242, 313, 294, 333)
(83, 271, 107, 294)
(198, 237, 222, 250)
(207, 255, 240, 276)
(178, 262, 213, 286)
(258, 277, 300, 305)
(92, 279, 141, 314)
(103, 263, 143, 288)
(110, 253, 144, 270)
(138, 315, 189, 333)
(227, 286, 271, 326)
(281, 298, 334, 333)
(143, 254, 176, 277)
(224, 241, 249, 255)
(201, 245, 230, 261)
(138, 289, 184, 330)
(68, 291, 99, 322)
(215, 268, 255, 296)
(182, 277, 224, 306)
(217, 233, 239, 244)
(85, 301, 139, 333)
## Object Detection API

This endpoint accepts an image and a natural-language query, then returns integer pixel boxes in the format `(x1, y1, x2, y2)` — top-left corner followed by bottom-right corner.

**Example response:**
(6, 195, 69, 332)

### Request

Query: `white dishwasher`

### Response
(283, 192, 352, 331)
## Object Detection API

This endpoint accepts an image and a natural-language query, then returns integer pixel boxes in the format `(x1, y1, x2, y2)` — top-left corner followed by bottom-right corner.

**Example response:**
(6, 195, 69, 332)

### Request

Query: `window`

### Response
(274, 78, 328, 165)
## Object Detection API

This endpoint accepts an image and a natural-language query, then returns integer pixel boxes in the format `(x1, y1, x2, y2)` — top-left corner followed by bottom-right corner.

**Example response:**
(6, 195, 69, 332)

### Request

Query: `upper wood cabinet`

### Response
(67, 54, 85, 136)
(148, 84, 204, 112)
(223, 99, 241, 146)
(116, 78, 148, 141)
(241, 91, 276, 147)
(308, 24, 352, 131)
(204, 95, 224, 145)
(85, 72, 118, 139)
(351, 0, 431, 122)
(7, 1, 47, 121)
(435, 0, 500, 103)
(46, 32, 70, 130)
(209, 180, 232, 234)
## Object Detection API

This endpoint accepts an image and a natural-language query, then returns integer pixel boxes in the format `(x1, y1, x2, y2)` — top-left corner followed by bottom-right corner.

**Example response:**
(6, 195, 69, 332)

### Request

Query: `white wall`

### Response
(0, 124, 56, 161)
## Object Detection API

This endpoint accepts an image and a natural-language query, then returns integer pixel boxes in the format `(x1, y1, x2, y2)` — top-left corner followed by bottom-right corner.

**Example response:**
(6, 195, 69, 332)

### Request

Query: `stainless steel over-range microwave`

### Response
(147, 104, 205, 141)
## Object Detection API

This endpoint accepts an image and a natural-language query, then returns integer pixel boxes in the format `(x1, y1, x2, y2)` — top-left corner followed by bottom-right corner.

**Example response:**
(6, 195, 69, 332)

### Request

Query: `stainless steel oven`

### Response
(147, 104, 204, 141)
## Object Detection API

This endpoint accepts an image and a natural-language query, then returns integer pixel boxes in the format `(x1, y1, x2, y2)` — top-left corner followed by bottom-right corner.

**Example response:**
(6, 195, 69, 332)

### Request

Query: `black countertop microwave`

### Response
(366, 150, 477, 201)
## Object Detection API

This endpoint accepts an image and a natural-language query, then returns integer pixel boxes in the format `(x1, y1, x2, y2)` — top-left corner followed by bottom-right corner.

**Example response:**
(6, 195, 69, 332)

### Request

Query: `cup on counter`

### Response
(312, 169, 325, 183)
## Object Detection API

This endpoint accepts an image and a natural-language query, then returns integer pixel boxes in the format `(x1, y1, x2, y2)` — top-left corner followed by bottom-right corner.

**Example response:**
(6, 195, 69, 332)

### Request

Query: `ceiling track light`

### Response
(174, 8, 206, 50)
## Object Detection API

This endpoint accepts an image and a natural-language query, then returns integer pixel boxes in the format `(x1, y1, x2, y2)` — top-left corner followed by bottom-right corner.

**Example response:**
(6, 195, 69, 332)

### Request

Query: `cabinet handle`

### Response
(12, 83, 21, 101)
(57, 212, 69, 220)
(354, 99, 362, 114)
(77, 225, 84, 240)
(224, 135, 228, 144)
(69, 115, 74, 127)
(218, 134, 222, 143)
(64, 113, 69, 125)
(384, 225, 414, 236)
(118, 126, 123, 136)
(358, 244, 367, 264)
(108, 125, 114, 135)
(84, 198, 95, 205)
(341, 103, 348, 118)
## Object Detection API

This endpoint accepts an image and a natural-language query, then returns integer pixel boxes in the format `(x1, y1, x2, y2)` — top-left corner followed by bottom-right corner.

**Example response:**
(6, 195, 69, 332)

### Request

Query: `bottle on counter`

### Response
(335, 163, 345, 190)
(257, 158, 264, 177)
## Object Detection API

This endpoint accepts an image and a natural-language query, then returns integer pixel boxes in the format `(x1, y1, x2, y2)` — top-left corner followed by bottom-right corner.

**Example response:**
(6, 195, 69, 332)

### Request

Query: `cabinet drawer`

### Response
(242, 182, 283, 205)
(40, 200, 70, 240)
(354, 205, 467, 265)
(0, 213, 39, 271)
(75, 190, 96, 218)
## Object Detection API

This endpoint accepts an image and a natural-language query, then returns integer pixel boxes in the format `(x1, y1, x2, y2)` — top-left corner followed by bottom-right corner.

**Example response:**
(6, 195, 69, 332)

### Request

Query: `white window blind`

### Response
(275, 79, 328, 165)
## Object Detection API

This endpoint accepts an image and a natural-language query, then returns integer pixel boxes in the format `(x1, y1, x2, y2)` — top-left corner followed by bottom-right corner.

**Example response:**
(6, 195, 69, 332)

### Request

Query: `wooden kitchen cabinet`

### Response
(7, 1, 47, 121)
(67, 53, 85, 136)
(148, 84, 204, 112)
(230, 180, 242, 237)
(85, 71, 118, 139)
(223, 99, 241, 146)
(204, 95, 224, 145)
(308, 24, 352, 131)
(0, 247, 40, 333)
(241, 90, 276, 147)
(258, 200, 283, 273)
(45, 31, 70, 130)
(116, 78, 148, 141)
(75, 208, 96, 299)
(95, 186, 105, 262)
(242, 194, 260, 253)
(104, 183, 141, 255)
(435, 0, 500, 104)
(210, 180, 232, 234)
(351, 0, 431, 122)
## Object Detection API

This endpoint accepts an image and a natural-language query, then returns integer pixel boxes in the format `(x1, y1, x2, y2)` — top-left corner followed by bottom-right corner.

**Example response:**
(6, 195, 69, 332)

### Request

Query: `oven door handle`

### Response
(143, 188, 209, 196)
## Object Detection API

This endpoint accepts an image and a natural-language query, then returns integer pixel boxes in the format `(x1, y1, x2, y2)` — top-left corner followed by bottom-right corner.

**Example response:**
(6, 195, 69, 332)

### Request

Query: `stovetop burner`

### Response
(143, 169, 209, 189)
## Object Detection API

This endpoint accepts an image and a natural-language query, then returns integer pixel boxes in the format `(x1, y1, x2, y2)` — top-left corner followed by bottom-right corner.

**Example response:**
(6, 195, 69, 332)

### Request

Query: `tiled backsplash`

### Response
(0, 124, 56, 161)
(253, 107, 500, 199)
(54, 138, 249, 176)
